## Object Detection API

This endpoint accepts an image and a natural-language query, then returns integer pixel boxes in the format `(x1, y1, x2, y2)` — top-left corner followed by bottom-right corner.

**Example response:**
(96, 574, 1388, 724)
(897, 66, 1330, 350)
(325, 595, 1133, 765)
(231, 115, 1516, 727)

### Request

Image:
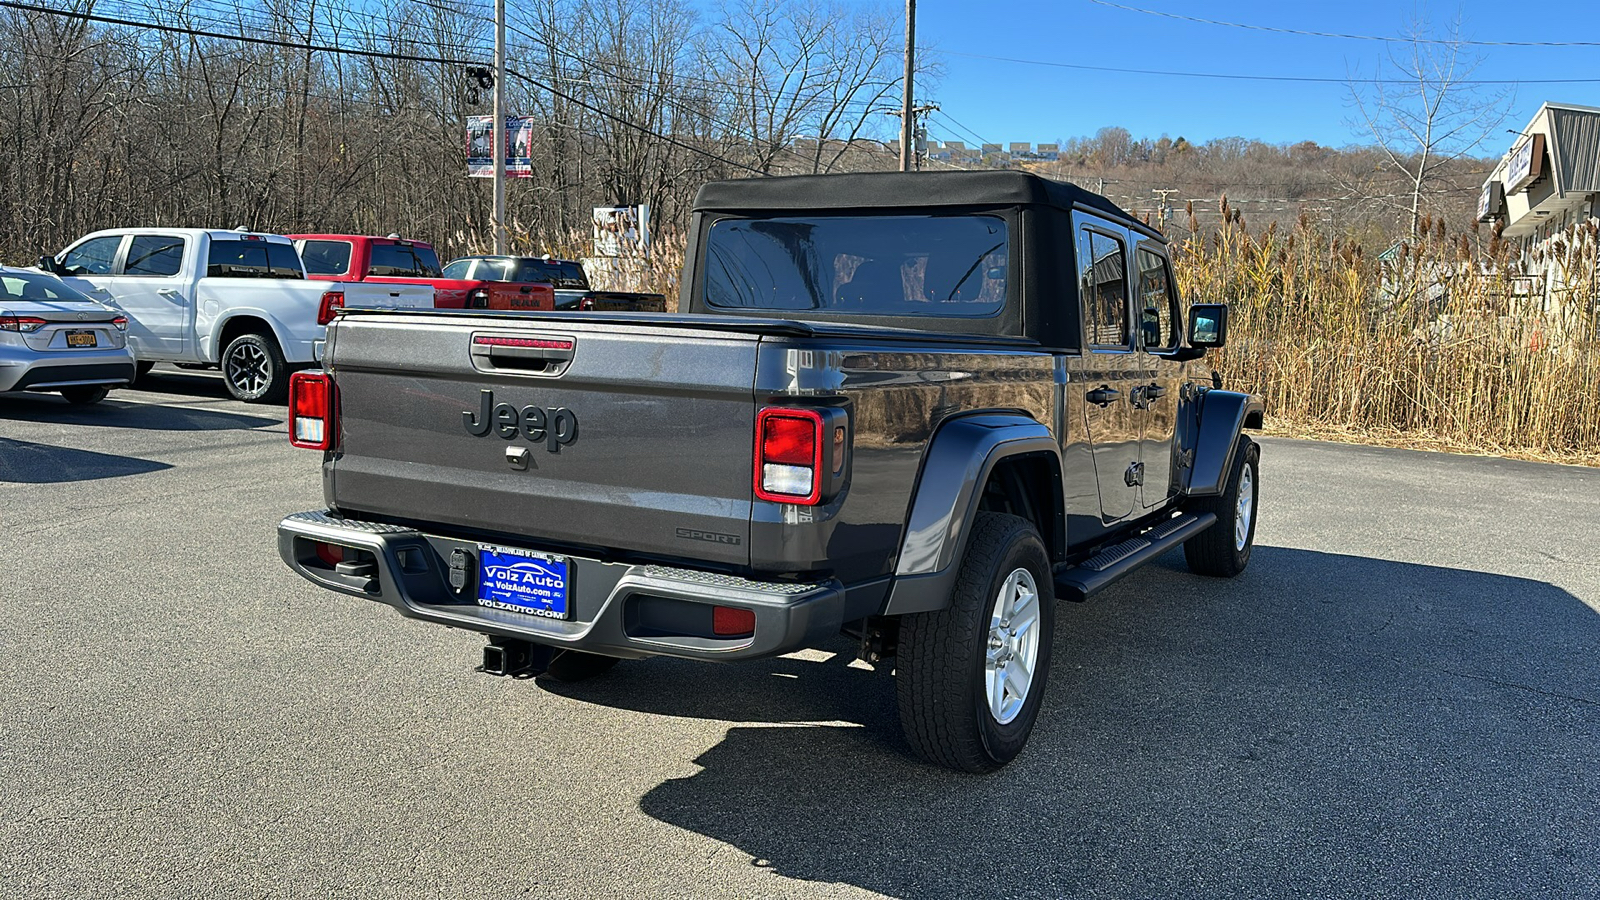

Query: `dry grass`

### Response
(1174, 203, 1600, 467)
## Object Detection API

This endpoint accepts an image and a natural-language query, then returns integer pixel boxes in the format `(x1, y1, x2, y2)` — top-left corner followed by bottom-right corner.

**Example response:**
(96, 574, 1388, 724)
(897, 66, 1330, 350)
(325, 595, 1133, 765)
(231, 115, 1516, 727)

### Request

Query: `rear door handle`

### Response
(158, 288, 182, 299)
(1145, 383, 1167, 400)
(1086, 386, 1120, 407)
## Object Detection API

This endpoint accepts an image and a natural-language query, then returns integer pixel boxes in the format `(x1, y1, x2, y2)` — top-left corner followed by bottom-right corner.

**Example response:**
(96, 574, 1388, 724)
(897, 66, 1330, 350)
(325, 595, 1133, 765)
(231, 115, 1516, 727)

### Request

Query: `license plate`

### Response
(65, 330, 97, 348)
(476, 544, 570, 619)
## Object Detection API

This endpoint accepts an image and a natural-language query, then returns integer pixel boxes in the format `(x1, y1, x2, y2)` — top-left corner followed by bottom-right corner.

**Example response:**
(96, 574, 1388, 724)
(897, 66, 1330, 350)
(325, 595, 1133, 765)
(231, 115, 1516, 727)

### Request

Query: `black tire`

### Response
(1183, 438, 1260, 577)
(896, 512, 1056, 773)
(134, 361, 154, 379)
(59, 385, 111, 405)
(221, 332, 288, 403)
(543, 650, 621, 683)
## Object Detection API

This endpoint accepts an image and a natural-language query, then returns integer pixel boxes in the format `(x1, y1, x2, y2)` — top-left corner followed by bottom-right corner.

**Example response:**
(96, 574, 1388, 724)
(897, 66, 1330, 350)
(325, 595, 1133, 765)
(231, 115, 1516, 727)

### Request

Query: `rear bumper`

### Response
(0, 357, 136, 392)
(277, 510, 846, 661)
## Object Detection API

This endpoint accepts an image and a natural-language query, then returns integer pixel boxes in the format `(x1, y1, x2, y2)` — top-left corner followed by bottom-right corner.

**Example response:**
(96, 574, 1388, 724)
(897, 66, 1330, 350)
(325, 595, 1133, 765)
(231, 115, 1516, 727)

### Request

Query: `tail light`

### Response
(288, 371, 336, 450)
(0, 315, 47, 333)
(578, 297, 595, 310)
(110, 315, 128, 331)
(754, 408, 825, 504)
(316, 290, 345, 326)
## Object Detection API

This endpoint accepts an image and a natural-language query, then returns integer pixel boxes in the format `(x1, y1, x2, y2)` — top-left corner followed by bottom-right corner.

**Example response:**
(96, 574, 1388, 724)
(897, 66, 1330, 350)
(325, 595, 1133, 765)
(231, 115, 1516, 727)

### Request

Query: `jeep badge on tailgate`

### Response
(463, 389, 579, 451)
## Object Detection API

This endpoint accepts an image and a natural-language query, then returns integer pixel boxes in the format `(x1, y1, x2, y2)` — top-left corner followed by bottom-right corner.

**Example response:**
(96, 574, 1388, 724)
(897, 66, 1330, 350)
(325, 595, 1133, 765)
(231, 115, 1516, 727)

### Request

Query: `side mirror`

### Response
(37, 255, 61, 274)
(1188, 303, 1229, 348)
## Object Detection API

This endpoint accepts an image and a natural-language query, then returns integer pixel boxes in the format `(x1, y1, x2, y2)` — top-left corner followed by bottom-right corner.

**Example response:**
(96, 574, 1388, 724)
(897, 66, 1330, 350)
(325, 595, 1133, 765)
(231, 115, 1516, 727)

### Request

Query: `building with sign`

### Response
(1479, 102, 1600, 266)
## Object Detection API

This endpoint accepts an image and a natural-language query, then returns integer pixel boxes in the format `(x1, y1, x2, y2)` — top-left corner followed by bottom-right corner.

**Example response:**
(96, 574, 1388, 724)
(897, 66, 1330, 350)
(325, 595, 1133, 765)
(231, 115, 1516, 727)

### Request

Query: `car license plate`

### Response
(476, 544, 570, 619)
(65, 330, 97, 348)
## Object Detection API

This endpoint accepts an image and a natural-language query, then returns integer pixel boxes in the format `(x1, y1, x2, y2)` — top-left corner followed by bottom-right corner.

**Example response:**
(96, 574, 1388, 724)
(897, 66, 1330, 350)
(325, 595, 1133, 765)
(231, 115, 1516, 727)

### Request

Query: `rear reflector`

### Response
(316, 290, 345, 326)
(313, 541, 345, 567)
(711, 606, 756, 637)
(288, 371, 335, 450)
(754, 408, 824, 504)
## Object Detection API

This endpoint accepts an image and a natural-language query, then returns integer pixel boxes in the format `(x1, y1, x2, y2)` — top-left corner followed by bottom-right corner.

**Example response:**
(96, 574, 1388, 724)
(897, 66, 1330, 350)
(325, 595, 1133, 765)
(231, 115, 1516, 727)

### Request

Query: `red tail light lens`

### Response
(711, 606, 756, 637)
(316, 290, 345, 326)
(0, 315, 48, 333)
(754, 408, 823, 504)
(110, 315, 128, 331)
(288, 371, 336, 450)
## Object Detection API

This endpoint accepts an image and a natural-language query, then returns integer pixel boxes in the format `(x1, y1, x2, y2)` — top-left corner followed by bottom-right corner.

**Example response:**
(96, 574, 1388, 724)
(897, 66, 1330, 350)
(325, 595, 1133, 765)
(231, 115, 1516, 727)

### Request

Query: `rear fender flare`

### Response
(881, 414, 1061, 616)
(1183, 389, 1265, 498)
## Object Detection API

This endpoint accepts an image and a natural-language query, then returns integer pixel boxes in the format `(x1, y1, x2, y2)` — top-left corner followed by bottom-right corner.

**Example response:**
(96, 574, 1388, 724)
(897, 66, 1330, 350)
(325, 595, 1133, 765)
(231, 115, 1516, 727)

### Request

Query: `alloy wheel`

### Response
(984, 566, 1041, 725)
(226, 342, 269, 396)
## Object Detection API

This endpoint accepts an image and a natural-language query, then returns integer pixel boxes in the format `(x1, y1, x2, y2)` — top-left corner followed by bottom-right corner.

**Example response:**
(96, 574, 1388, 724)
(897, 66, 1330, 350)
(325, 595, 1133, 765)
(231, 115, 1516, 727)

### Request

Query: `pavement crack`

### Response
(1437, 667, 1599, 707)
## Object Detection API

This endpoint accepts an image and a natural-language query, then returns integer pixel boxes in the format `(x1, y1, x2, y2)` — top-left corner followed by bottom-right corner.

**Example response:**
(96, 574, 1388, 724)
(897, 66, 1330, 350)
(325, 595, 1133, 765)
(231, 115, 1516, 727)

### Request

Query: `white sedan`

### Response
(0, 267, 136, 405)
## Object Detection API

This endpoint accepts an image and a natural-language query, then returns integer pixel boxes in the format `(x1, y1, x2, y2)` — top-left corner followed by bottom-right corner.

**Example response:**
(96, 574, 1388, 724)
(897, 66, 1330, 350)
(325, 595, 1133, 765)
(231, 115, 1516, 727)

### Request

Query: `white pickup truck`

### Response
(40, 228, 433, 402)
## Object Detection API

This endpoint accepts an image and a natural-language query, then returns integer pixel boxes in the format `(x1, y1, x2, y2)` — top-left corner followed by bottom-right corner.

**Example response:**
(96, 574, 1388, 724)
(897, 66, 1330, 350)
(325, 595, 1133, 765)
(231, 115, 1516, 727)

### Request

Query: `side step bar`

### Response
(1053, 511, 1217, 601)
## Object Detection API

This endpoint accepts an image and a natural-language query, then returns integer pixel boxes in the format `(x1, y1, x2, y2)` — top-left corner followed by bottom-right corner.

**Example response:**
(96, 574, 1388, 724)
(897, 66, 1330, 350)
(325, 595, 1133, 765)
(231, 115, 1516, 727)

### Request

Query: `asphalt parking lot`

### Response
(2, 369, 1597, 899)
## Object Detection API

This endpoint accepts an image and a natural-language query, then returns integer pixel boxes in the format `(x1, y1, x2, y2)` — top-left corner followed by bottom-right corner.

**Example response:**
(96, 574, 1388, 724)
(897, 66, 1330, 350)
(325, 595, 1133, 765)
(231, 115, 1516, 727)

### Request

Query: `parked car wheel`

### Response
(134, 361, 154, 379)
(59, 385, 111, 405)
(896, 511, 1056, 773)
(221, 332, 288, 403)
(1184, 437, 1259, 577)
(543, 650, 621, 683)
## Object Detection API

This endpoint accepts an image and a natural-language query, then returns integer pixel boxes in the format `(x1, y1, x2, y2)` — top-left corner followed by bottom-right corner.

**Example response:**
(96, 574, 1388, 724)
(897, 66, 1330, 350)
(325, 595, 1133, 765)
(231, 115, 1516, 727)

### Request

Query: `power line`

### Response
(1085, 0, 1600, 48)
(931, 109, 993, 148)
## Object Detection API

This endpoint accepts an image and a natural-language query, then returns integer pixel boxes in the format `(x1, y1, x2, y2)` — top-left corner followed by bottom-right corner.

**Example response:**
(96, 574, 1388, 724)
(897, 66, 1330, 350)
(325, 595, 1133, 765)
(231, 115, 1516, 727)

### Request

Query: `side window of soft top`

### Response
(1079, 227, 1129, 348)
(1134, 246, 1179, 351)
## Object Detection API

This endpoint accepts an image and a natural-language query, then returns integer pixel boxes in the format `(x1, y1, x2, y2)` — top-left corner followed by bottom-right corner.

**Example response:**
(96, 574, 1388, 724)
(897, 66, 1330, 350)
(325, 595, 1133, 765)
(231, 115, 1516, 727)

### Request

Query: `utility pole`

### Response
(899, 0, 915, 172)
(492, 0, 507, 254)
(1153, 188, 1179, 231)
(886, 102, 938, 169)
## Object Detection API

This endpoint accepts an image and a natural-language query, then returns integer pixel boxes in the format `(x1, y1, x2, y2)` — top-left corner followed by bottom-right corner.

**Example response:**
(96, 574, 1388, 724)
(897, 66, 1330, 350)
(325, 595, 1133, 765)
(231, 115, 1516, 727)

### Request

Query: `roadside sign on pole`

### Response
(467, 116, 534, 178)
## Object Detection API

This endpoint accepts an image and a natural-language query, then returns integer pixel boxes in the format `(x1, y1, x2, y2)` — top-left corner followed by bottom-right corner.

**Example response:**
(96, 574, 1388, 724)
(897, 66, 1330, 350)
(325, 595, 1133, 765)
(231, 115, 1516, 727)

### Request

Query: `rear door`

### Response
(1074, 217, 1141, 524)
(1134, 244, 1184, 508)
(327, 314, 759, 566)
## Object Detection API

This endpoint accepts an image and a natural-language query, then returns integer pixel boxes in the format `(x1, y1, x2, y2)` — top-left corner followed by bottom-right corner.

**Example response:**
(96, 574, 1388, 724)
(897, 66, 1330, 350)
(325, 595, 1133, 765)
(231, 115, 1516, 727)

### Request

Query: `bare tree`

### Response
(699, 0, 901, 175)
(1348, 19, 1511, 236)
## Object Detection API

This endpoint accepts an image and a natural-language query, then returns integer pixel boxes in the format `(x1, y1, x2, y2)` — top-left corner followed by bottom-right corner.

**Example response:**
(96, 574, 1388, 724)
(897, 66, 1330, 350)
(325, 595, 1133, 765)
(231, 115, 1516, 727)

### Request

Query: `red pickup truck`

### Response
(289, 234, 553, 311)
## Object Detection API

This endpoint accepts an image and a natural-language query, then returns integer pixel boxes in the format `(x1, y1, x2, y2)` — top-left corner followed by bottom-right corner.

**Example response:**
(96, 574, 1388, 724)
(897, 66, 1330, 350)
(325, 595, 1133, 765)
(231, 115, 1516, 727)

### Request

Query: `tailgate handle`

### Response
(471, 333, 574, 376)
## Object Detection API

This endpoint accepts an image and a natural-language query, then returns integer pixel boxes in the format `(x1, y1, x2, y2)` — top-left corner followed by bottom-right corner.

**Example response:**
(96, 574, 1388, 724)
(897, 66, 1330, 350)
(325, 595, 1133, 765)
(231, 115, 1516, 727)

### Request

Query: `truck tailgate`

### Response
(342, 281, 434, 311)
(326, 312, 757, 566)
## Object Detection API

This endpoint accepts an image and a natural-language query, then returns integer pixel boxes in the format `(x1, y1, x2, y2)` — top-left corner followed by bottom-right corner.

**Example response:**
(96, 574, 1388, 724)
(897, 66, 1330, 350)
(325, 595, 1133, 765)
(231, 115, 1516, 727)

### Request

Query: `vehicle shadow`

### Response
(551, 547, 1600, 898)
(124, 367, 246, 404)
(0, 436, 173, 483)
(0, 391, 280, 432)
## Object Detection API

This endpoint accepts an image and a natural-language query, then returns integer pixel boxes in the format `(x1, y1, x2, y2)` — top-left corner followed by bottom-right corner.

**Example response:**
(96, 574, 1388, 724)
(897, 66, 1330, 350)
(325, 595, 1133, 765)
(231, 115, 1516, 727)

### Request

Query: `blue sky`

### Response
(913, 0, 1600, 151)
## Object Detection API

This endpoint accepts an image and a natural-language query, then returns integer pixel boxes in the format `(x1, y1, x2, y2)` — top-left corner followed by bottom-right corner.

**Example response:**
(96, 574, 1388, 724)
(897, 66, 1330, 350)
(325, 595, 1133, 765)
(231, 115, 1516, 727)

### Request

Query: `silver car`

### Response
(0, 267, 136, 405)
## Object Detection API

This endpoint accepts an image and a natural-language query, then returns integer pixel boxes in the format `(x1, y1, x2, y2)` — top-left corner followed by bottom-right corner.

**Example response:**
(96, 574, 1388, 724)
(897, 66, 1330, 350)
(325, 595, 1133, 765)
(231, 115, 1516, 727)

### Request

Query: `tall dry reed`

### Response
(1173, 205, 1600, 459)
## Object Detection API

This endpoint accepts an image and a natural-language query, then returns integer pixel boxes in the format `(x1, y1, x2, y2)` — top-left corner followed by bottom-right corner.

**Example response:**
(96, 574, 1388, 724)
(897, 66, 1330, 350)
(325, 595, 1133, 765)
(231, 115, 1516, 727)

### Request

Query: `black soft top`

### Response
(694, 170, 1159, 240)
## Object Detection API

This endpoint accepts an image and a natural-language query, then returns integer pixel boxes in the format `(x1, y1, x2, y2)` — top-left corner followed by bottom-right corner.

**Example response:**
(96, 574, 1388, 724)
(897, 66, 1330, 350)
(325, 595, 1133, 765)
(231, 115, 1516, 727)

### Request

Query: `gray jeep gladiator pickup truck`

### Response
(278, 171, 1263, 772)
